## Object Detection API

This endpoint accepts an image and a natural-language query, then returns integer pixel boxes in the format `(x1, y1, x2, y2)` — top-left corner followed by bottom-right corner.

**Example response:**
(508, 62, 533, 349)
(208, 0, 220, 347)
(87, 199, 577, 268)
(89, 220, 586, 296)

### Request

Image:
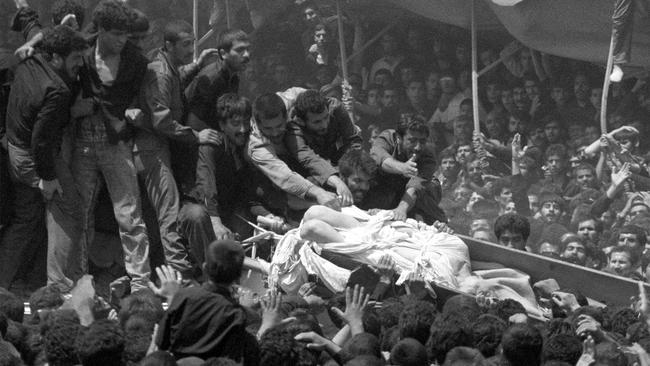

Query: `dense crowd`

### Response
(3, 0, 650, 365)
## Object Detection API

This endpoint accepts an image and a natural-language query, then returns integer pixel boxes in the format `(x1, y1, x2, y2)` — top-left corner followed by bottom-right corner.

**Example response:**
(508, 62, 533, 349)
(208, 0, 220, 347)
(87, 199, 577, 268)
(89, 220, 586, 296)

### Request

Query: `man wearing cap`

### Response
(156, 239, 258, 364)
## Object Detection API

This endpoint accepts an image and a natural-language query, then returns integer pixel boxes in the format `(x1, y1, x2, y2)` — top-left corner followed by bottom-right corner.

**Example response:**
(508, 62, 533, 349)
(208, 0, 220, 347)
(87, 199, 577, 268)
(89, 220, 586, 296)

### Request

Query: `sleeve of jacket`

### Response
(186, 72, 218, 124)
(178, 62, 201, 89)
(194, 143, 221, 217)
(11, 6, 41, 41)
(32, 87, 71, 181)
(285, 125, 338, 186)
(247, 135, 315, 199)
(370, 130, 396, 167)
(142, 64, 197, 144)
(331, 101, 362, 151)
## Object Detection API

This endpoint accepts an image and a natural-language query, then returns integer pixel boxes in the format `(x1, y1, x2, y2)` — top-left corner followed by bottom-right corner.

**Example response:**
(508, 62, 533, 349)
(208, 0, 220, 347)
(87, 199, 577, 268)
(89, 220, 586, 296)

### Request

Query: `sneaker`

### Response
(610, 64, 624, 82)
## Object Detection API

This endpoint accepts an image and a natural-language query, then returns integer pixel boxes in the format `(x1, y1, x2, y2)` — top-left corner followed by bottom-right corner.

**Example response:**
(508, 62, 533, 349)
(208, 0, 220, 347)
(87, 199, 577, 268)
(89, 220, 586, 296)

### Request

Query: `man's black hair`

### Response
(594, 342, 627, 366)
(494, 214, 530, 242)
(294, 89, 328, 122)
(426, 317, 474, 364)
(542, 334, 582, 365)
(253, 93, 288, 123)
(118, 289, 164, 330)
(342, 333, 382, 359)
(92, 0, 132, 31)
(128, 8, 149, 33)
(217, 29, 249, 53)
(610, 307, 638, 337)
(216, 93, 252, 122)
(487, 298, 527, 322)
(544, 318, 575, 337)
(205, 240, 245, 285)
(0, 289, 24, 323)
(471, 314, 507, 358)
(501, 324, 543, 366)
(442, 294, 481, 323)
(619, 224, 647, 248)
(75, 319, 125, 366)
(163, 19, 193, 44)
(29, 285, 64, 318)
(344, 355, 386, 366)
(396, 114, 429, 137)
(398, 300, 438, 345)
(202, 357, 240, 366)
(627, 322, 650, 343)
(259, 327, 318, 366)
(41, 309, 82, 366)
(139, 351, 177, 366)
(41, 25, 88, 59)
(545, 143, 568, 161)
(52, 0, 85, 27)
(123, 329, 152, 366)
(339, 149, 377, 181)
(376, 299, 403, 331)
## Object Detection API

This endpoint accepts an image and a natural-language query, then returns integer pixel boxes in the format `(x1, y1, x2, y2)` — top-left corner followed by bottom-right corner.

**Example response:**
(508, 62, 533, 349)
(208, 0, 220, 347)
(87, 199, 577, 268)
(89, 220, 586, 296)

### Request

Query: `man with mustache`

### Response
(135, 20, 221, 278)
(0, 26, 87, 290)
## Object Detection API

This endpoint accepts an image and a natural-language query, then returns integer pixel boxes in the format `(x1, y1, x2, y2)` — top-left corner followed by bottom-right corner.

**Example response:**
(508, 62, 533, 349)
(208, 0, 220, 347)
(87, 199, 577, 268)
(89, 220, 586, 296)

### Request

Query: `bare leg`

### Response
(302, 206, 361, 229)
(301, 219, 346, 243)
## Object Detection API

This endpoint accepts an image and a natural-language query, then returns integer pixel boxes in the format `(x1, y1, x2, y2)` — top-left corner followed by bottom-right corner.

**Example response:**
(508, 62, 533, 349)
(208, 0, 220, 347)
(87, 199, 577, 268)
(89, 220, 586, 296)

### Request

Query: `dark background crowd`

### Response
(2, 0, 650, 365)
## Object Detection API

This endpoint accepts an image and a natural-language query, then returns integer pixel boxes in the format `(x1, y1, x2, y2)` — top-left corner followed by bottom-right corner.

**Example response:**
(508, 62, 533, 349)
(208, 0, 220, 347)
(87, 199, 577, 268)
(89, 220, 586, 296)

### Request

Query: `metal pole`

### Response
(344, 22, 397, 64)
(226, 0, 232, 29)
(336, 0, 349, 80)
(471, 0, 480, 135)
(193, 0, 199, 60)
(601, 34, 615, 134)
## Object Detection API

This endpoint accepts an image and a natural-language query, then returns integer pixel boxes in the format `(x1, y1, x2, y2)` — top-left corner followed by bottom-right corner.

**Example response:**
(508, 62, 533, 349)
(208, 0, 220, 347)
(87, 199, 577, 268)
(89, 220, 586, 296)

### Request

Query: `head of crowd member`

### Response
(589, 87, 603, 111)
(425, 69, 441, 100)
(492, 178, 514, 212)
(93, 0, 132, 56)
(501, 88, 515, 113)
(397, 61, 418, 88)
(541, 114, 565, 144)
(484, 110, 506, 140)
(550, 78, 570, 107)
(127, 8, 150, 50)
(459, 98, 473, 119)
(544, 144, 568, 178)
(559, 233, 587, 266)
(466, 156, 484, 185)
(396, 114, 429, 159)
(453, 115, 473, 145)
(618, 225, 647, 259)
(605, 246, 638, 278)
(538, 241, 561, 259)
(494, 213, 530, 251)
(204, 240, 245, 286)
(216, 94, 252, 147)
(41, 309, 82, 366)
(52, 0, 85, 29)
(426, 317, 474, 365)
(455, 144, 473, 165)
(272, 62, 291, 89)
(567, 121, 586, 146)
(380, 84, 400, 109)
(373, 68, 393, 88)
(542, 334, 583, 365)
(523, 73, 540, 101)
(527, 124, 547, 149)
(539, 191, 564, 224)
(301, 1, 321, 26)
(508, 111, 529, 136)
(528, 188, 541, 215)
(453, 184, 473, 206)
(473, 229, 497, 242)
(253, 93, 287, 145)
(613, 126, 640, 152)
(75, 319, 125, 366)
(573, 163, 597, 190)
(40, 25, 88, 82)
(512, 81, 530, 111)
(313, 23, 328, 49)
(501, 324, 543, 366)
(574, 71, 591, 103)
(576, 217, 602, 246)
(260, 326, 317, 366)
(405, 79, 425, 107)
(380, 31, 400, 58)
(338, 149, 377, 204)
(163, 20, 195, 66)
(470, 200, 499, 235)
(365, 84, 381, 107)
(485, 79, 503, 106)
(439, 149, 459, 179)
(398, 300, 437, 345)
(293, 89, 333, 136)
(584, 124, 600, 146)
(458, 69, 471, 92)
(518, 155, 538, 180)
(455, 43, 470, 67)
(439, 71, 458, 95)
(217, 29, 250, 73)
(630, 201, 650, 222)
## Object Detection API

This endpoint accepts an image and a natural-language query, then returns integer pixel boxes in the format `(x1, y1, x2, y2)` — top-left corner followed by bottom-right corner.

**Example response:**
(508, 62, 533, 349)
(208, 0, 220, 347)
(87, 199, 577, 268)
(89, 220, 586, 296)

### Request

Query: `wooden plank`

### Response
(458, 234, 649, 307)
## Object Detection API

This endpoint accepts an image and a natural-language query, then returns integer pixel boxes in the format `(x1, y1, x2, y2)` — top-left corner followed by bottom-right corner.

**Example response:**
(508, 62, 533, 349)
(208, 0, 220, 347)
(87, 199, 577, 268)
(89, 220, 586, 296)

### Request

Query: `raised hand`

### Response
(148, 265, 182, 304)
(374, 254, 395, 284)
(611, 162, 631, 187)
(331, 285, 370, 335)
(401, 155, 418, 178)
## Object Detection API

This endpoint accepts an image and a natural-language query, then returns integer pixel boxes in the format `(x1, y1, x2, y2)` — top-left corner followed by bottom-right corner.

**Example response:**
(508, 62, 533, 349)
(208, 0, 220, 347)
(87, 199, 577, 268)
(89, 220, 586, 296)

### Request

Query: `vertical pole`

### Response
(601, 35, 615, 134)
(226, 0, 232, 29)
(336, 0, 349, 80)
(193, 0, 199, 61)
(471, 0, 480, 135)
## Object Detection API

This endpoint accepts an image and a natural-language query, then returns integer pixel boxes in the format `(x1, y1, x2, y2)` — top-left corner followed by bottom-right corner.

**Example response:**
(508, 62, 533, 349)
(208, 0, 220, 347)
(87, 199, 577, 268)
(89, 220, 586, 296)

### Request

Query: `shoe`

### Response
(610, 64, 624, 82)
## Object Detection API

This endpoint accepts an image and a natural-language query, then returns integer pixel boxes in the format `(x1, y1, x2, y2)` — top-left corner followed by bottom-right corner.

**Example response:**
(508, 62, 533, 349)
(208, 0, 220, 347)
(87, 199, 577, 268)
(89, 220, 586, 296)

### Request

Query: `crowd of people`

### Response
(3, 0, 650, 365)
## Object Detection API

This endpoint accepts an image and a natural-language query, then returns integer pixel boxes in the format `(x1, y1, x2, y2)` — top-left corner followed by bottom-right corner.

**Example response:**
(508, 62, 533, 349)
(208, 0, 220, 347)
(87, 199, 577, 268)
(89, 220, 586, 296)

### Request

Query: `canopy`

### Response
(388, 0, 650, 68)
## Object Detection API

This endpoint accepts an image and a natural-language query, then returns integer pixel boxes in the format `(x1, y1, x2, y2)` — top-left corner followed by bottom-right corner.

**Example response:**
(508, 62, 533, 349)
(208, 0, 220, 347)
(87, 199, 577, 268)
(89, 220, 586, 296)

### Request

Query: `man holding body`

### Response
(70, 0, 150, 291)
(0, 26, 87, 290)
(135, 20, 222, 277)
(369, 115, 446, 223)
(285, 89, 363, 207)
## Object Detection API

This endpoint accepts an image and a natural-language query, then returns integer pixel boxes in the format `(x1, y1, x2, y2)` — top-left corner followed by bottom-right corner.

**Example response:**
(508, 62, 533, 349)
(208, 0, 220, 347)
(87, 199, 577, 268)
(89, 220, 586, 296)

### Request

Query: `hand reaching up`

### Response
(611, 162, 631, 187)
(331, 285, 370, 335)
(148, 265, 182, 304)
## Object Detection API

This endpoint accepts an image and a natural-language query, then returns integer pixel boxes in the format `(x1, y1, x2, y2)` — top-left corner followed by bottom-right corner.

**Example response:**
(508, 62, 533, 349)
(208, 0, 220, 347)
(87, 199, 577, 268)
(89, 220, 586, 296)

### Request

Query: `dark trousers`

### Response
(612, 0, 635, 64)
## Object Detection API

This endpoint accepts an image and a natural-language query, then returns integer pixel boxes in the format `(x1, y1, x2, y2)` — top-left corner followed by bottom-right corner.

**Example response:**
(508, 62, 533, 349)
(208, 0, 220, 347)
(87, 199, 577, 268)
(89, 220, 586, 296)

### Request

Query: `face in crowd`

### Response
(561, 240, 587, 266)
(219, 115, 250, 147)
(223, 39, 251, 72)
(401, 129, 427, 158)
(540, 201, 561, 223)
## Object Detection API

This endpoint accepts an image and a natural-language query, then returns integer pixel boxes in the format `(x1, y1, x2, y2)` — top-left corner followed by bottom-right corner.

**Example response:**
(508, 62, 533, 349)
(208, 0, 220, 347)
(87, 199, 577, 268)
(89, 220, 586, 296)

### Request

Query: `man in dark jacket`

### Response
(0, 25, 87, 290)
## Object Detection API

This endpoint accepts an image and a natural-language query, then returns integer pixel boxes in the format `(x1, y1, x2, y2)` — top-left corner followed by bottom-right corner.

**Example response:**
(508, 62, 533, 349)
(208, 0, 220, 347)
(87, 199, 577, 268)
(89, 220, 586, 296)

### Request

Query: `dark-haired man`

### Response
(369, 115, 446, 223)
(70, 0, 151, 291)
(156, 240, 258, 364)
(0, 25, 87, 290)
(494, 213, 530, 251)
(285, 89, 363, 207)
(135, 20, 221, 276)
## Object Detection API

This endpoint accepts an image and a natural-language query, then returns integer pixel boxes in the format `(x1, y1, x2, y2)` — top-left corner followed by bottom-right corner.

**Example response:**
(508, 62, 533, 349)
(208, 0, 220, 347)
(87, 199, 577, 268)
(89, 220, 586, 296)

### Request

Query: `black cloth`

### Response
(77, 38, 148, 144)
(184, 60, 239, 128)
(6, 55, 72, 180)
(156, 282, 258, 365)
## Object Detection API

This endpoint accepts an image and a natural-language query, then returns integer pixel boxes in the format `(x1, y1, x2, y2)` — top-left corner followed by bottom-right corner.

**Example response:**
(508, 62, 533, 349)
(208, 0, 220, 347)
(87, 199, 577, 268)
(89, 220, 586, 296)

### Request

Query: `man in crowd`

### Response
(0, 26, 87, 291)
(494, 213, 530, 251)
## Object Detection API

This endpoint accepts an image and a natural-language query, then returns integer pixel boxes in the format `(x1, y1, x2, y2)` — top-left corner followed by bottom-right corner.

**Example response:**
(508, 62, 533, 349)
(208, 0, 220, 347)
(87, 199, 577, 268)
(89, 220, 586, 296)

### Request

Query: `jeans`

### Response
(0, 143, 46, 289)
(135, 148, 193, 276)
(612, 0, 635, 64)
(72, 137, 151, 291)
(178, 202, 215, 268)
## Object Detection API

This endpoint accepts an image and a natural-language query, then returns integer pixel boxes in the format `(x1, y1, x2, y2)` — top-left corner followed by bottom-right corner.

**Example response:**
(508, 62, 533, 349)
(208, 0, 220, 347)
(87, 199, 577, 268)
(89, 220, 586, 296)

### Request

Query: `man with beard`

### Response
(528, 191, 567, 245)
(576, 217, 604, 249)
(435, 149, 459, 195)
(337, 149, 377, 207)
(563, 72, 596, 124)
(0, 26, 87, 290)
(559, 233, 588, 266)
(187, 94, 270, 264)
(401, 79, 433, 121)
(369, 115, 446, 223)
(135, 20, 222, 277)
(540, 144, 570, 193)
(285, 89, 363, 207)
(604, 246, 641, 279)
